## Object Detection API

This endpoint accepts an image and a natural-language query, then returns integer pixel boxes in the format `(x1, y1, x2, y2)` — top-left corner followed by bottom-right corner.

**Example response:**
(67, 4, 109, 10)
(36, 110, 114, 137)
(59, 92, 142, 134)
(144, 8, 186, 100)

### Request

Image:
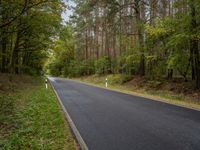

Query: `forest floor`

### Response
(72, 74, 200, 111)
(0, 74, 77, 150)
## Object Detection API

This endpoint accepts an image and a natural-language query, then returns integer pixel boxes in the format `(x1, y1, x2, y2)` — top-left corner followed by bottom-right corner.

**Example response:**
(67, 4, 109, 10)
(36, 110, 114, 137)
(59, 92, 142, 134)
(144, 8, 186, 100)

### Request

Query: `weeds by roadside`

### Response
(0, 75, 77, 150)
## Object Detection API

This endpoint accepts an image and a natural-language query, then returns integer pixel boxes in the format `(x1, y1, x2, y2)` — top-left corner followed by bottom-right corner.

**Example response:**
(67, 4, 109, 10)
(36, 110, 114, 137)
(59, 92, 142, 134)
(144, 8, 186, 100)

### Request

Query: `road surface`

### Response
(49, 77, 200, 150)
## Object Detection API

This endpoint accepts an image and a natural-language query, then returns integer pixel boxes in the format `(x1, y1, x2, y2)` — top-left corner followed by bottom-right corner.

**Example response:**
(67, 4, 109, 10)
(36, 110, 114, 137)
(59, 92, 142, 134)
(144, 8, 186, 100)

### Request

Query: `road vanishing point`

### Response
(49, 77, 200, 150)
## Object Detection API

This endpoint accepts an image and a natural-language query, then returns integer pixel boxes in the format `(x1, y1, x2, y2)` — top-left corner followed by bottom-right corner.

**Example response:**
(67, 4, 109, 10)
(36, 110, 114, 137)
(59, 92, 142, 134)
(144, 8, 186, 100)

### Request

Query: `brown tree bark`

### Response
(1, 30, 7, 73)
(189, 0, 200, 89)
(11, 31, 20, 74)
(95, 7, 99, 59)
(162, 0, 167, 17)
(135, 0, 145, 76)
(85, 30, 88, 60)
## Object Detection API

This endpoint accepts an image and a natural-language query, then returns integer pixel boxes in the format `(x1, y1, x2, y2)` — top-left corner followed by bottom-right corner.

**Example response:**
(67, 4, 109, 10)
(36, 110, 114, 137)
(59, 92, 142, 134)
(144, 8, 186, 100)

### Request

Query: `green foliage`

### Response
(95, 56, 110, 75)
(145, 19, 172, 39)
(48, 61, 63, 76)
(145, 8, 197, 80)
(46, 25, 76, 76)
(0, 0, 65, 75)
(167, 50, 190, 77)
(107, 74, 133, 84)
(66, 60, 87, 77)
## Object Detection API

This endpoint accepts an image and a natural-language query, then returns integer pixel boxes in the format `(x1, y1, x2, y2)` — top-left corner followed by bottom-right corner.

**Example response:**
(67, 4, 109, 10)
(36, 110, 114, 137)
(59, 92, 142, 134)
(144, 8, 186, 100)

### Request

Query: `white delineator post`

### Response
(45, 79, 48, 89)
(105, 78, 108, 88)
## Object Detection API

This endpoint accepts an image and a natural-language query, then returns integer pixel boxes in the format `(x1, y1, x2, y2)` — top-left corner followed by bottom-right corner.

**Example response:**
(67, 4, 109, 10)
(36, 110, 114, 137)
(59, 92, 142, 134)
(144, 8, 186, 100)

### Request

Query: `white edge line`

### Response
(48, 78, 89, 150)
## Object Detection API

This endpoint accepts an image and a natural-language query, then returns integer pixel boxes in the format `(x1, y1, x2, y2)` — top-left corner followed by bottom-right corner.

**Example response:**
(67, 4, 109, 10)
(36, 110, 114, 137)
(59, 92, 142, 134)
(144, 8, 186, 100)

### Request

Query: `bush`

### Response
(121, 74, 133, 83)
(64, 60, 95, 77)
(118, 54, 139, 75)
(107, 74, 133, 84)
(107, 74, 122, 84)
(95, 56, 110, 75)
(48, 61, 62, 76)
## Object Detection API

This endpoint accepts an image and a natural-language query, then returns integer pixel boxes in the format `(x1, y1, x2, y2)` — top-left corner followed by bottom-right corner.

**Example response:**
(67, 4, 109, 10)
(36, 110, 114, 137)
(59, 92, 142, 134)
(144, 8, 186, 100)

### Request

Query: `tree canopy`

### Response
(0, 0, 65, 75)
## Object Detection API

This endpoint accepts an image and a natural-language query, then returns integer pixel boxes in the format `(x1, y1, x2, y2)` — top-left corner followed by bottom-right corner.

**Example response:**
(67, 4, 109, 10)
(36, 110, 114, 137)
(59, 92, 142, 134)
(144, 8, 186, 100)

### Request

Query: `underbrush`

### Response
(0, 74, 77, 150)
(107, 74, 133, 84)
(78, 74, 133, 85)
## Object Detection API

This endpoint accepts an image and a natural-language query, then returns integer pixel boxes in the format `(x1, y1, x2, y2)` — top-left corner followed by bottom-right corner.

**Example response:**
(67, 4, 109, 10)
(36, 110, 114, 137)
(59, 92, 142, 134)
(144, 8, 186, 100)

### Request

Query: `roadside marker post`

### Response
(45, 79, 48, 89)
(106, 78, 108, 88)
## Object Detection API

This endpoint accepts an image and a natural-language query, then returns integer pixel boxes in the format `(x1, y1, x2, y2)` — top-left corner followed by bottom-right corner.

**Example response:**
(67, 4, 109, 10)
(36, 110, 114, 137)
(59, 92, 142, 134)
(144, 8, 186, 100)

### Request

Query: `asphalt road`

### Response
(49, 77, 200, 150)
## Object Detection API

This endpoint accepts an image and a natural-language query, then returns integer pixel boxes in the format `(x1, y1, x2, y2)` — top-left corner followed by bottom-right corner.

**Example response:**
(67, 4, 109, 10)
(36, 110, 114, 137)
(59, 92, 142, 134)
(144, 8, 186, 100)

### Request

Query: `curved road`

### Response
(49, 77, 200, 150)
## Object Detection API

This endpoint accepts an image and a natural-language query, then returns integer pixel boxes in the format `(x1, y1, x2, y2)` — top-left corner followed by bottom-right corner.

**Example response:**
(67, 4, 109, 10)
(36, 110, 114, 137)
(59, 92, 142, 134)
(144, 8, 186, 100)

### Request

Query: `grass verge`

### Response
(0, 75, 77, 150)
(72, 75, 200, 111)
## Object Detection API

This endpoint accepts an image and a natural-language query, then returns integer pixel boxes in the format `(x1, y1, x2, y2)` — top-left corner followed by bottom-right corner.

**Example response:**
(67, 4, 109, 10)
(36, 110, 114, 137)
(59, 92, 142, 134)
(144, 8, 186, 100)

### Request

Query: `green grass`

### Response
(0, 78, 77, 150)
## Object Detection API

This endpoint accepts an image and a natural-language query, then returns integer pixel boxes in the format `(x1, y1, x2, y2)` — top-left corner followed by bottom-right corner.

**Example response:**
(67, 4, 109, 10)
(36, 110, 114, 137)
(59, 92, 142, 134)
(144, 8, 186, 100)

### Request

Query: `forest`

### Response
(48, 0, 200, 90)
(1, 0, 200, 90)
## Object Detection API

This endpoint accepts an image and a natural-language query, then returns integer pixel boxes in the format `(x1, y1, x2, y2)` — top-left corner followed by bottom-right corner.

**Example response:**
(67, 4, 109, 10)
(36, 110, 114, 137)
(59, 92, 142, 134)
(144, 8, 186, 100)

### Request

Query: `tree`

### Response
(0, 0, 65, 75)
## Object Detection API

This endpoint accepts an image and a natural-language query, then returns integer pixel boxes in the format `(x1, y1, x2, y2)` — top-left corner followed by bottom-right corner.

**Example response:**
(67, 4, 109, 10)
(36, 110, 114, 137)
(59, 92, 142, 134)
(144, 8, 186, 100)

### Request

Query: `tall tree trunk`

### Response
(168, 0, 171, 16)
(85, 30, 88, 60)
(11, 31, 20, 74)
(135, 0, 145, 76)
(105, 18, 111, 73)
(189, 0, 200, 89)
(1, 3, 7, 73)
(95, 6, 99, 60)
(1, 30, 7, 73)
(162, 0, 167, 17)
(190, 45, 195, 80)
(150, 0, 157, 25)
